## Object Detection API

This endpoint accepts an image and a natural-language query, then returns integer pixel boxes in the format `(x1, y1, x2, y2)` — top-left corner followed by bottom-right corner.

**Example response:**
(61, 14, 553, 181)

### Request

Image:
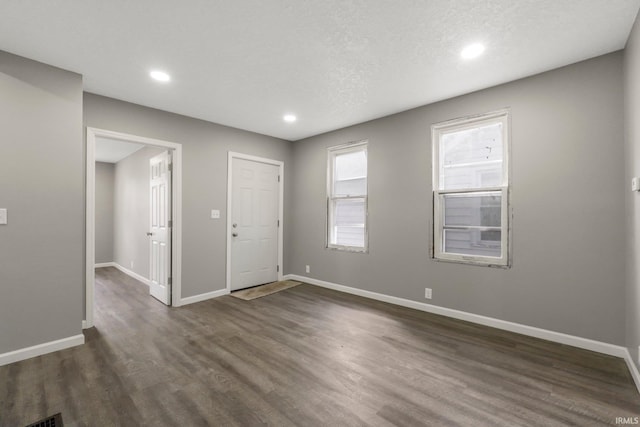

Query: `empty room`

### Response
(2, 1, 640, 426)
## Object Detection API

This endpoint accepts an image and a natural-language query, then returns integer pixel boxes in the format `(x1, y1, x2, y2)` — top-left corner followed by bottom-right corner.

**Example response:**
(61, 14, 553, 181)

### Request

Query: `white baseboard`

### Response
(95, 262, 116, 268)
(111, 263, 152, 288)
(285, 274, 627, 359)
(624, 350, 640, 394)
(0, 334, 85, 367)
(178, 288, 229, 307)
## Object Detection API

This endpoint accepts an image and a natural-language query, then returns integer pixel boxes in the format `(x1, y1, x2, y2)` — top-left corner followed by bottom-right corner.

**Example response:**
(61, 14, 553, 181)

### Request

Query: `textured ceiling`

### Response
(1, 1, 638, 141)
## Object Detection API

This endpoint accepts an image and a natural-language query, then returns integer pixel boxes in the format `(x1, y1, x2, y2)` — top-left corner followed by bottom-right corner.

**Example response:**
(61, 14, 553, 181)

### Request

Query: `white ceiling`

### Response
(1, 1, 638, 141)
(95, 137, 144, 163)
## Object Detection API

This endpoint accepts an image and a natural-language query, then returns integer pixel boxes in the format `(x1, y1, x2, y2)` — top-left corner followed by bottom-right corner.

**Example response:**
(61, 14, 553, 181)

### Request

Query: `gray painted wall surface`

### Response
(625, 12, 640, 369)
(113, 146, 164, 279)
(95, 162, 115, 264)
(83, 94, 293, 299)
(0, 51, 83, 354)
(0, 47, 628, 358)
(288, 52, 626, 345)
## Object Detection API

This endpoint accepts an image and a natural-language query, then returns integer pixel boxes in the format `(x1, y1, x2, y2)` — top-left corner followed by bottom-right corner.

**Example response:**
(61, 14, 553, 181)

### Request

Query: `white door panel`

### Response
(230, 158, 279, 291)
(149, 151, 172, 305)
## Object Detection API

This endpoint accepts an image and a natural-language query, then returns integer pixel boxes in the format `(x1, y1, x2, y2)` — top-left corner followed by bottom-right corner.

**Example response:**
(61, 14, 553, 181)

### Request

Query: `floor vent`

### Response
(25, 413, 63, 427)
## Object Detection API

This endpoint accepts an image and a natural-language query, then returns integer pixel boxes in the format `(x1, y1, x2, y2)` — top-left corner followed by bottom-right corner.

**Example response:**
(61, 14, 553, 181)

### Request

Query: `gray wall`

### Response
(95, 162, 115, 264)
(0, 46, 628, 358)
(83, 93, 293, 299)
(625, 12, 640, 369)
(288, 52, 626, 345)
(113, 146, 164, 278)
(0, 51, 83, 353)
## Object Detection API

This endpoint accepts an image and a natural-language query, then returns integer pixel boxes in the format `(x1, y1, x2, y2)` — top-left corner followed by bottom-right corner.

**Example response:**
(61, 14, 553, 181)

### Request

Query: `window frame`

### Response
(431, 110, 511, 267)
(326, 140, 369, 253)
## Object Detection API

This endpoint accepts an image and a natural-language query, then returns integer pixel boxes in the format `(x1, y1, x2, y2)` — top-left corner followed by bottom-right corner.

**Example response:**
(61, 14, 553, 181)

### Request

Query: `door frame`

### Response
(85, 127, 183, 329)
(226, 152, 284, 293)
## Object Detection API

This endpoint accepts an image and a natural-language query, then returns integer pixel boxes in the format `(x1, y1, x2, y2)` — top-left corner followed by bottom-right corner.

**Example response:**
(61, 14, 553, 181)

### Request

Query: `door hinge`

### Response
(278, 175, 280, 182)
(277, 265, 280, 272)
(168, 277, 172, 285)
(168, 219, 173, 228)
(277, 219, 280, 227)
(168, 163, 173, 172)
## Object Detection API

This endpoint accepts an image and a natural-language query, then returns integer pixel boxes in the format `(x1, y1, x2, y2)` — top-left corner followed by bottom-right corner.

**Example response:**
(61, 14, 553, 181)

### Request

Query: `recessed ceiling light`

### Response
(283, 114, 297, 123)
(150, 70, 171, 82)
(461, 43, 485, 60)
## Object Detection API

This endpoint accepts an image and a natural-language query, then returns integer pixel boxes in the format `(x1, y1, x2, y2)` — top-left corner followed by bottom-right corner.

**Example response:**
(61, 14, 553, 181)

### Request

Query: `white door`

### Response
(230, 158, 280, 291)
(149, 151, 172, 305)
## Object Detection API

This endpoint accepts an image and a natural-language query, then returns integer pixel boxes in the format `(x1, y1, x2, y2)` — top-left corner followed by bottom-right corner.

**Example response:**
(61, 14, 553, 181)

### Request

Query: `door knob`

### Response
(146, 232, 153, 236)
(232, 223, 237, 228)
(232, 232, 238, 237)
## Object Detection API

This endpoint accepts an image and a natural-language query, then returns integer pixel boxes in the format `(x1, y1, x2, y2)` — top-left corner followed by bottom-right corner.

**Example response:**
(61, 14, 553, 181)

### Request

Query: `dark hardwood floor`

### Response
(1, 267, 639, 426)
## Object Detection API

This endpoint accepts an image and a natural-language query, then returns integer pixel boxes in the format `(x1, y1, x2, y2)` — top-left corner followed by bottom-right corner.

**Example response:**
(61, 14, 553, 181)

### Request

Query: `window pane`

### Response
(335, 226, 365, 248)
(334, 198, 365, 226)
(480, 230, 501, 242)
(335, 149, 367, 182)
(444, 229, 502, 257)
(440, 122, 503, 190)
(443, 192, 501, 227)
(332, 198, 365, 247)
(335, 177, 366, 196)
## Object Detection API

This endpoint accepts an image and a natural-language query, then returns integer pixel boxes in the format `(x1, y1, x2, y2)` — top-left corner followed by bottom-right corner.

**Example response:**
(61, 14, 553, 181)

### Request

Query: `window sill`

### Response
(326, 245, 369, 254)
(432, 255, 510, 269)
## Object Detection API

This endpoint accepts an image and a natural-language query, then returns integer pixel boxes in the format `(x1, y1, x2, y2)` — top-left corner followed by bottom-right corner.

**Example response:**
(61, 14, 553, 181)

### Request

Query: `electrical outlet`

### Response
(305, 265, 310, 274)
(425, 288, 432, 299)
(0, 208, 6, 225)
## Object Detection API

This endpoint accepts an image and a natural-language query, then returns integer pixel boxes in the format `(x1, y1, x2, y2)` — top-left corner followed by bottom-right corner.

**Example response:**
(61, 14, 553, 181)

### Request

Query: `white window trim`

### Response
(327, 140, 369, 253)
(431, 109, 511, 267)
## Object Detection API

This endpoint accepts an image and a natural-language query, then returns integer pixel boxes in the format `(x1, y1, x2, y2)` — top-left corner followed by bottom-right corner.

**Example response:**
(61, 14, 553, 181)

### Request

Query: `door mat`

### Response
(231, 280, 301, 300)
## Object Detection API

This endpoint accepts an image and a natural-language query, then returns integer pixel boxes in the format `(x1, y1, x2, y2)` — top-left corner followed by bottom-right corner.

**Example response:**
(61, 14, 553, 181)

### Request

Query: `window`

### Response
(327, 141, 368, 251)
(432, 110, 510, 266)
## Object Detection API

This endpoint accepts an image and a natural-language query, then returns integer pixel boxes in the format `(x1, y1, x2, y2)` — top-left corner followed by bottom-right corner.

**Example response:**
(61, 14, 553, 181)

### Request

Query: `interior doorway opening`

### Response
(85, 128, 183, 328)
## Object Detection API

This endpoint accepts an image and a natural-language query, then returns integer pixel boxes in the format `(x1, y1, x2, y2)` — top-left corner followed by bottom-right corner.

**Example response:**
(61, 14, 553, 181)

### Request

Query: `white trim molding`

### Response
(112, 263, 153, 288)
(0, 334, 85, 367)
(624, 350, 640, 395)
(85, 127, 184, 325)
(85, 132, 96, 328)
(284, 274, 628, 359)
(179, 288, 230, 306)
(226, 152, 284, 293)
(95, 262, 116, 268)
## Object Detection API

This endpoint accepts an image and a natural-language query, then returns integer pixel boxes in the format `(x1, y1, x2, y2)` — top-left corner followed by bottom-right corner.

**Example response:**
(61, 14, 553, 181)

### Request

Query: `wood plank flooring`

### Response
(1, 267, 639, 426)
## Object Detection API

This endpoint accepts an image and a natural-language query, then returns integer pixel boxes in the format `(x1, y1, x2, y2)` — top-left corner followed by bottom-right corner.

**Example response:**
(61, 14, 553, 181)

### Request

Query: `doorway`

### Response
(85, 128, 183, 328)
(227, 152, 284, 292)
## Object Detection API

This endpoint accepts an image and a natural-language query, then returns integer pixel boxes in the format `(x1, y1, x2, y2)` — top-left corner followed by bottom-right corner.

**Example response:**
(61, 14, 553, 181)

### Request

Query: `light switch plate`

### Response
(633, 177, 640, 192)
(210, 209, 220, 219)
(0, 208, 6, 225)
